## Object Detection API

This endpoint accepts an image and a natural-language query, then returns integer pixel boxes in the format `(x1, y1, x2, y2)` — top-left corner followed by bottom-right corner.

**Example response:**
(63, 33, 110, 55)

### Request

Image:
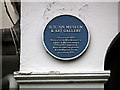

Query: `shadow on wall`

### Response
(104, 32, 120, 89)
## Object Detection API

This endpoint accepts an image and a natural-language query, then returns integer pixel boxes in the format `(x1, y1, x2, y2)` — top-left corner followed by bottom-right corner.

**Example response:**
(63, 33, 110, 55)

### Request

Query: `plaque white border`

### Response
(42, 14, 90, 60)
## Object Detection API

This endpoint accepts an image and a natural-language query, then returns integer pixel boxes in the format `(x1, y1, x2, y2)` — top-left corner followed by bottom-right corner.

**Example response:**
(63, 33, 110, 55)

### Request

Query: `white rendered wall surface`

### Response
(20, 83, 103, 88)
(20, 2, 118, 72)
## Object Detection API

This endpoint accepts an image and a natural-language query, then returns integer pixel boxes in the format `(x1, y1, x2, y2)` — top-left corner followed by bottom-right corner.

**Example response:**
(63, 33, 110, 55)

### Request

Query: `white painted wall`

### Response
(20, 83, 104, 88)
(20, 2, 118, 72)
(118, 2, 120, 32)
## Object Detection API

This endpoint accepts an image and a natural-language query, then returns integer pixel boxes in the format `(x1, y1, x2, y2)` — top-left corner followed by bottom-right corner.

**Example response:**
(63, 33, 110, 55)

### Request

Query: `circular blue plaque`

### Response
(43, 15, 90, 60)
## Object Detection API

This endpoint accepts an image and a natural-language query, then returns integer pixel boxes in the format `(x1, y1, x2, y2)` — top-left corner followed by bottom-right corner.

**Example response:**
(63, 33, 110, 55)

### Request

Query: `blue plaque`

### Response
(43, 15, 90, 60)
